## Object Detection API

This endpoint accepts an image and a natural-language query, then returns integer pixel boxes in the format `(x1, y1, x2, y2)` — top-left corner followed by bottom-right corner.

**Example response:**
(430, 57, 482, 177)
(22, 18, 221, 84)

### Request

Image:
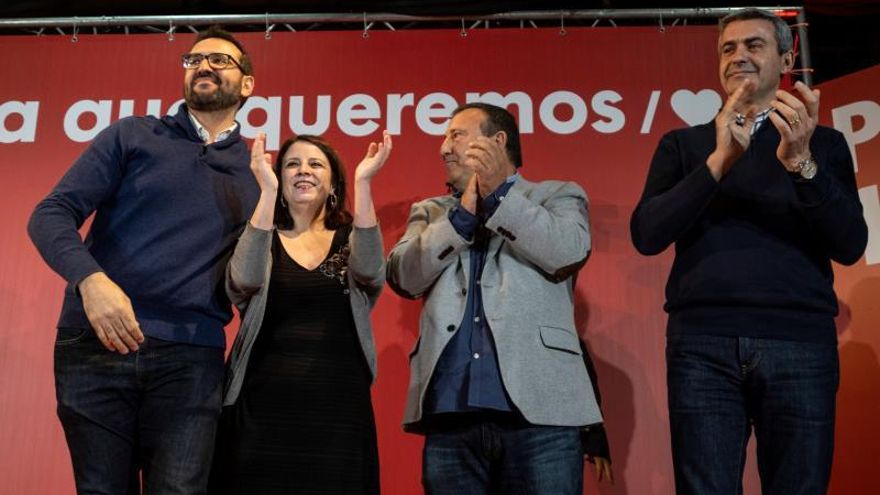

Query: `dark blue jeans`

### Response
(422, 416, 583, 495)
(667, 334, 838, 495)
(54, 327, 225, 495)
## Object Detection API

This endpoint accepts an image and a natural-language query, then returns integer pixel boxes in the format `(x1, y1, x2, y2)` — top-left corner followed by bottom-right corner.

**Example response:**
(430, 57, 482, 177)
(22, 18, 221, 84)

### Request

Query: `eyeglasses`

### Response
(181, 52, 244, 72)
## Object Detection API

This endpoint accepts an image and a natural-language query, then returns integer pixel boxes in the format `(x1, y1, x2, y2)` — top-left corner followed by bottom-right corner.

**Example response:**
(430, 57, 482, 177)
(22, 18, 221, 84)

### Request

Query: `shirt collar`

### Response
(751, 108, 773, 135)
(188, 112, 238, 144)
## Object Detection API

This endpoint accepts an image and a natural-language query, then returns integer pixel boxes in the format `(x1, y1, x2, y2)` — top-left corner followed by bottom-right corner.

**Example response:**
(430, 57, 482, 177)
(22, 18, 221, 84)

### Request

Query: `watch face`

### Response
(800, 159, 818, 179)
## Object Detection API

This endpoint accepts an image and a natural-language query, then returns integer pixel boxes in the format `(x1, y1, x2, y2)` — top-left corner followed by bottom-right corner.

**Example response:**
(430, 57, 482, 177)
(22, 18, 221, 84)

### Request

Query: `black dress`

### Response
(212, 227, 379, 495)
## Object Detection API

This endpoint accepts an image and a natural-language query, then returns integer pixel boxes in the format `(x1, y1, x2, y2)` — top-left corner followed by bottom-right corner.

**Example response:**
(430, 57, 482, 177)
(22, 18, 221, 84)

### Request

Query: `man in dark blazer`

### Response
(388, 102, 601, 494)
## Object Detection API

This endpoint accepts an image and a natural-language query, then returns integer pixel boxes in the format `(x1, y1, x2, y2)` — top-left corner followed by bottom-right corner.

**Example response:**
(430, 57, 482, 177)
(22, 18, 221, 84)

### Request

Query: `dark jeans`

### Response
(422, 415, 583, 495)
(54, 327, 225, 495)
(667, 334, 839, 495)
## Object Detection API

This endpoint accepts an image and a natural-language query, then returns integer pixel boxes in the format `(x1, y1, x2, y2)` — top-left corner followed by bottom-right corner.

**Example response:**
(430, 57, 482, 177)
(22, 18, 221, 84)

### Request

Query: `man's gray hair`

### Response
(719, 8, 793, 54)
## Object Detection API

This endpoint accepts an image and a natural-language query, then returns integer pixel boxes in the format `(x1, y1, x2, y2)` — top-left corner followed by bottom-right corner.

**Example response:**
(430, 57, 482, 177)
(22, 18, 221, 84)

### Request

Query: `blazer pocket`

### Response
(539, 326, 581, 355)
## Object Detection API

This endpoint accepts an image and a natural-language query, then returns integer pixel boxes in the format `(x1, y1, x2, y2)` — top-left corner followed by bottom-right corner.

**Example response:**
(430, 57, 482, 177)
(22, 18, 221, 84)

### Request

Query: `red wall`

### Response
(1, 28, 877, 494)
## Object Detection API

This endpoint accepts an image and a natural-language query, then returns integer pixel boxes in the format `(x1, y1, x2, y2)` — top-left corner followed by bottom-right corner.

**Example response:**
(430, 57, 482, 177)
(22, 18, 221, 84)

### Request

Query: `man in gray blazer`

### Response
(388, 102, 601, 494)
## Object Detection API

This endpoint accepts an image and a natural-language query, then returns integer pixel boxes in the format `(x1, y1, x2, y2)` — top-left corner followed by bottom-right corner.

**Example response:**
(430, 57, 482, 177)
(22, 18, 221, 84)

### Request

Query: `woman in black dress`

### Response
(211, 131, 391, 494)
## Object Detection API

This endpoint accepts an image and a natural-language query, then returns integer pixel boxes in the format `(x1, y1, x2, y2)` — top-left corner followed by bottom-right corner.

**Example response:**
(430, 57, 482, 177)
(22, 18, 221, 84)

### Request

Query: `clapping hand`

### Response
(355, 130, 393, 184)
(464, 134, 511, 195)
(250, 132, 277, 193)
(768, 81, 820, 171)
(708, 80, 759, 180)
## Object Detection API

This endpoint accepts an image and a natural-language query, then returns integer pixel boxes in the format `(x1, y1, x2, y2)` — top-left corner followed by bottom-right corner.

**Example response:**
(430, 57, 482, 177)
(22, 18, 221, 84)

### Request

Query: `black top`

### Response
(212, 227, 379, 495)
(631, 121, 867, 344)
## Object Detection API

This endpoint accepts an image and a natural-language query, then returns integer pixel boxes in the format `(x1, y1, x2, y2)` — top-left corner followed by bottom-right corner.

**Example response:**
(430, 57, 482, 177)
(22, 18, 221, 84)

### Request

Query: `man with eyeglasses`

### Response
(28, 27, 259, 494)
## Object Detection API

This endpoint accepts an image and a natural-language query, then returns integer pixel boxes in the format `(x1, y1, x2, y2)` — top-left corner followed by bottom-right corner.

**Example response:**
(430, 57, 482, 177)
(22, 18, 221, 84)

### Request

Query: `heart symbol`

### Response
(670, 89, 722, 126)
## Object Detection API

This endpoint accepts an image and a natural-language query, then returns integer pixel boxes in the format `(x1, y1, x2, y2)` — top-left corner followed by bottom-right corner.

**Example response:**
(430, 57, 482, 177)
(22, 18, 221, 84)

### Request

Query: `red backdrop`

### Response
(1, 28, 877, 494)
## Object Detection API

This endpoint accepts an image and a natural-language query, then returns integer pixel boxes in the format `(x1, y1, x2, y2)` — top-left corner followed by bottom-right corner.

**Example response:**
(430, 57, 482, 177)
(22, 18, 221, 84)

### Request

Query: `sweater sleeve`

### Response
(630, 131, 721, 256)
(226, 223, 273, 307)
(791, 130, 868, 265)
(27, 120, 128, 286)
(348, 225, 385, 292)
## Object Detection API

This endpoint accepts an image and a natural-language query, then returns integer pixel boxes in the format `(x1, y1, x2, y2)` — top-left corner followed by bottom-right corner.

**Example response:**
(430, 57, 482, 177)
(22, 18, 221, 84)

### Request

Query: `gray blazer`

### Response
(223, 223, 385, 406)
(387, 177, 602, 430)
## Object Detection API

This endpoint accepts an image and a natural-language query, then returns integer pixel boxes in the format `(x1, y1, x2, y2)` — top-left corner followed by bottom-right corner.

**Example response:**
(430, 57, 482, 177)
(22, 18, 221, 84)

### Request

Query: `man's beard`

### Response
(184, 71, 242, 112)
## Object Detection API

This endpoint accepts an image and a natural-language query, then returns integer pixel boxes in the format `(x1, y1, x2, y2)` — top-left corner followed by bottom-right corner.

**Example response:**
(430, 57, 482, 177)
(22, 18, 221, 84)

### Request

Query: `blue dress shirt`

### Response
(424, 175, 519, 414)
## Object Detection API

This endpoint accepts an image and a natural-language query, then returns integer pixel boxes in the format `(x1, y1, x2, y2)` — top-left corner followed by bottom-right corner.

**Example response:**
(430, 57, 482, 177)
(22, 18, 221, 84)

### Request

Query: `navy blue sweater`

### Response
(28, 105, 260, 347)
(631, 122, 867, 344)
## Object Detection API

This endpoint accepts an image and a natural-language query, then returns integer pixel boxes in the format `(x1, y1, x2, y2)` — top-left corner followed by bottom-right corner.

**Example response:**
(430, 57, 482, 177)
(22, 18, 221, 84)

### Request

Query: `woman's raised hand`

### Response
(250, 132, 278, 193)
(354, 130, 392, 184)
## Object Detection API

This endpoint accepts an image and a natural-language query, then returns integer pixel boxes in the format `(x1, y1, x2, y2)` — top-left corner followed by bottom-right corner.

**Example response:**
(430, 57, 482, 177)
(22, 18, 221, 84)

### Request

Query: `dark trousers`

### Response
(54, 328, 225, 495)
(667, 334, 838, 495)
(422, 414, 583, 495)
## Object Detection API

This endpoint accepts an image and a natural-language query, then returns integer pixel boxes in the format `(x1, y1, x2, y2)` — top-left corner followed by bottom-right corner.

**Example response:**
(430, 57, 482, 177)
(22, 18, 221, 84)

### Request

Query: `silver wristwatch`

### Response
(794, 156, 818, 180)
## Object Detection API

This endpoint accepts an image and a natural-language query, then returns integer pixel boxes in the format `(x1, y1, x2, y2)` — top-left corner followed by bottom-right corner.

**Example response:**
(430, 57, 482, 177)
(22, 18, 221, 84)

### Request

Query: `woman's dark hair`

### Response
(274, 135, 353, 230)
